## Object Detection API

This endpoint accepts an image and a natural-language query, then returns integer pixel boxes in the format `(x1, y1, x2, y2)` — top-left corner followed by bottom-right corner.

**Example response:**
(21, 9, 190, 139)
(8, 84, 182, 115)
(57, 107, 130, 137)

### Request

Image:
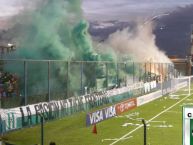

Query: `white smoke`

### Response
(105, 22, 171, 63)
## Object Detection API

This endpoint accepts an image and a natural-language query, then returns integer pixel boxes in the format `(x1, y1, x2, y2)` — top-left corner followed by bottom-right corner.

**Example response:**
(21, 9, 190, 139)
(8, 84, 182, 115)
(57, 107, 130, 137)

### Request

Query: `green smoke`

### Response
(72, 20, 95, 61)
(3, 0, 118, 100)
(12, 0, 94, 61)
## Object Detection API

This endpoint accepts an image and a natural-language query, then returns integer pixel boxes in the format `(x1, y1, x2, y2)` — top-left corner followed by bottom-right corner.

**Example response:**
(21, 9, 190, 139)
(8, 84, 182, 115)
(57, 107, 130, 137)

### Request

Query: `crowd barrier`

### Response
(86, 78, 188, 126)
(0, 60, 175, 109)
(0, 78, 187, 134)
(0, 81, 147, 134)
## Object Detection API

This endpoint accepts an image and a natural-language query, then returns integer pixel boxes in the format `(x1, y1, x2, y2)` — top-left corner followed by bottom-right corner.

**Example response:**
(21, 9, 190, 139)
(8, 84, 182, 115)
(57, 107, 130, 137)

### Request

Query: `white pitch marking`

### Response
(175, 94, 190, 96)
(122, 120, 173, 128)
(110, 93, 192, 145)
(169, 94, 179, 97)
(183, 89, 193, 91)
(115, 115, 125, 118)
(169, 94, 180, 100)
(115, 112, 139, 120)
(102, 136, 133, 142)
(166, 111, 180, 114)
(186, 99, 193, 101)
(127, 117, 143, 121)
(127, 117, 136, 120)
(122, 123, 141, 127)
(153, 125, 173, 128)
(180, 103, 193, 106)
(125, 112, 140, 118)
(115, 112, 139, 119)
(149, 120, 166, 123)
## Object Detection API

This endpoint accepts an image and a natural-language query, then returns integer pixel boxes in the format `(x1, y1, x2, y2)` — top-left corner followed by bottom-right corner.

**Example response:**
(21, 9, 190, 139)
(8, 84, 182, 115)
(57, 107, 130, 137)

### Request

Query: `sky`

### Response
(82, 0, 193, 21)
(0, 0, 39, 17)
(0, 0, 21, 17)
(0, 0, 193, 21)
(0, 0, 193, 58)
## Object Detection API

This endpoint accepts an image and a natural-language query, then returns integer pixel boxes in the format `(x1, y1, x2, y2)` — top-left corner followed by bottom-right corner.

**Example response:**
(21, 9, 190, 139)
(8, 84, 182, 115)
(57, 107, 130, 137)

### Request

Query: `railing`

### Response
(0, 59, 176, 108)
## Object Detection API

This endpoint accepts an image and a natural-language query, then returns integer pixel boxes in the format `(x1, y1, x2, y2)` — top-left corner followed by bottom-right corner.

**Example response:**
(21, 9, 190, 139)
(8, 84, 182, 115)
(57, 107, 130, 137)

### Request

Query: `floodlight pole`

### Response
(142, 119, 147, 145)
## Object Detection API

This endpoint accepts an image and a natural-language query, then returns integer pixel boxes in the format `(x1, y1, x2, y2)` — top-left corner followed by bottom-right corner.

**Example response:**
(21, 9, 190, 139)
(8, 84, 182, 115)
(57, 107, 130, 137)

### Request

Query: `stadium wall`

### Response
(0, 79, 186, 134)
(85, 78, 188, 126)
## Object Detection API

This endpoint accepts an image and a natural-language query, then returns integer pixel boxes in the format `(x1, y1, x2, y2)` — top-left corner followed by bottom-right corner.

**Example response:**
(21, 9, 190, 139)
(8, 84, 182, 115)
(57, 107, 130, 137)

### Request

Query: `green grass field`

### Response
(2, 88, 192, 145)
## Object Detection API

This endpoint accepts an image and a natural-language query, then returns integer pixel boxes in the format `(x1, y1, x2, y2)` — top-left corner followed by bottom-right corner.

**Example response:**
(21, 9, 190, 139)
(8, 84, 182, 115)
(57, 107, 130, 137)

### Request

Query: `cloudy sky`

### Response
(0, 0, 21, 17)
(83, 0, 193, 21)
(0, 0, 193, 21)
(0, 0, 39, 17)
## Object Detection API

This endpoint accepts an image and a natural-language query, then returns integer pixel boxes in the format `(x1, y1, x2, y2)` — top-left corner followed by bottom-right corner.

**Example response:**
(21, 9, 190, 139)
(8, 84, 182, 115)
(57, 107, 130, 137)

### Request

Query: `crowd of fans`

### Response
(0, 71, 18, 98)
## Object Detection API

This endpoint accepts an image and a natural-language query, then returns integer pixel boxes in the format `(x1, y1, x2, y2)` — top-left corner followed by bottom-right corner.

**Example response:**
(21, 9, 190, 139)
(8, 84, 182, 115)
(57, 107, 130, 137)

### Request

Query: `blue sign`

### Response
(86, 105, 116, 126)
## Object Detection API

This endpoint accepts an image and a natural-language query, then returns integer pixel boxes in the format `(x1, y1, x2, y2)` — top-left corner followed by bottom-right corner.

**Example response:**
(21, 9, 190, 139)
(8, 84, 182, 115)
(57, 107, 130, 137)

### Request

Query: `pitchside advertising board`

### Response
(183, 106, 193, 145)
(0, 82, 143, 133)
(0, 81, 155, 133)
(86, 98, 137, 126)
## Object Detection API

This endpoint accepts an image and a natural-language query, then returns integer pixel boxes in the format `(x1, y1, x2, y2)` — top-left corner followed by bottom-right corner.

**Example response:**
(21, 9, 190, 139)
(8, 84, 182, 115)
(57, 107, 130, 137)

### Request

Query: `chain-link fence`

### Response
(0, 60, 175, 108)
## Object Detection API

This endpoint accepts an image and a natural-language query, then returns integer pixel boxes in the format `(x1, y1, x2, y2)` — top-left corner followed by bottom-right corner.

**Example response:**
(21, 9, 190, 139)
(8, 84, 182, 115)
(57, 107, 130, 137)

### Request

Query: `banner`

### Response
(115, 98, 137, 115)
(107, 82, 144, 97)
(86, 106, 116, 126)
(137, 90, 162, 106)
(144, 81, 157, 93)
(86, 98, 137, 126)
(0, 82, 145, 133)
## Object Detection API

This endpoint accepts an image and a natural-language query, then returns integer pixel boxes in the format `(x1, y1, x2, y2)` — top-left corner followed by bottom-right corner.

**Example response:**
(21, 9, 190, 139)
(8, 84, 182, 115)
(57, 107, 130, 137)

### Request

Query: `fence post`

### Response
(137, 63, 140, 83)
(145, 62, 147, 82)
(133, 62, 135, 83)
(173, 64, 175, 78)
(116, 62, 119, 87)
(166, 63, 168, 81)
(66, 61, 70, 98)
(168, 63, 170, 79)
(24, 60, 28, 106)
(94, 62, 97, 92)
(161, 63, 163, 95)
(106, 62, 108, 89)
(80, 62, 83, 95)
(158, 63, 160, 81)
(150, 61, 152, 82)
(155, 63, 156, 79)
(138, 63, 141, 82)
(48, 61, 50, 102)
(125, 62, 127, 86)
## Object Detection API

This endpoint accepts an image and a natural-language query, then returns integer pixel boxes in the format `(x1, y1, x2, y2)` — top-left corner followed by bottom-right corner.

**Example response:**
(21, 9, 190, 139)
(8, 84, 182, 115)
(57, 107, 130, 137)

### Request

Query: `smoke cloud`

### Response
(105, 22, 171, 63)
(2, 0, 104, 97)
(8, 0, 97, 61)
(1, 0, 171, 98)
(4, 0, 170, 64)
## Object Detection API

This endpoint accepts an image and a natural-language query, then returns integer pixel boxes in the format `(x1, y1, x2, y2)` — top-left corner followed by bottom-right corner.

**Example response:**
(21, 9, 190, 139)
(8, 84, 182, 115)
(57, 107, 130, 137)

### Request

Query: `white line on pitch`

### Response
(102, 136, 133, 142)
(109, 93, 192, 145)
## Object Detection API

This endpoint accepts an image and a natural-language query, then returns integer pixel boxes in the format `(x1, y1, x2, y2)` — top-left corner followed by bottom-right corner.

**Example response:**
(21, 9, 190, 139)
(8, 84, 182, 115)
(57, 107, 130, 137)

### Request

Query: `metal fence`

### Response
(0, 59, 176, 108)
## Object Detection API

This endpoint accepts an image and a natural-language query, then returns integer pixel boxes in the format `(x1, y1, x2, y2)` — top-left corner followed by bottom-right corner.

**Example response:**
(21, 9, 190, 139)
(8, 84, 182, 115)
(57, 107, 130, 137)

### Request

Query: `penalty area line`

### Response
(109, 93, 192, 145)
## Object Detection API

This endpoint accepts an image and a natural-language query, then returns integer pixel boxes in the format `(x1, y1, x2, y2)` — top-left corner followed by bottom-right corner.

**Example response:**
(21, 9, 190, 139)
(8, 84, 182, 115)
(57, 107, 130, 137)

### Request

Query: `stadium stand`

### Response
(0, 71, 18, 98)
